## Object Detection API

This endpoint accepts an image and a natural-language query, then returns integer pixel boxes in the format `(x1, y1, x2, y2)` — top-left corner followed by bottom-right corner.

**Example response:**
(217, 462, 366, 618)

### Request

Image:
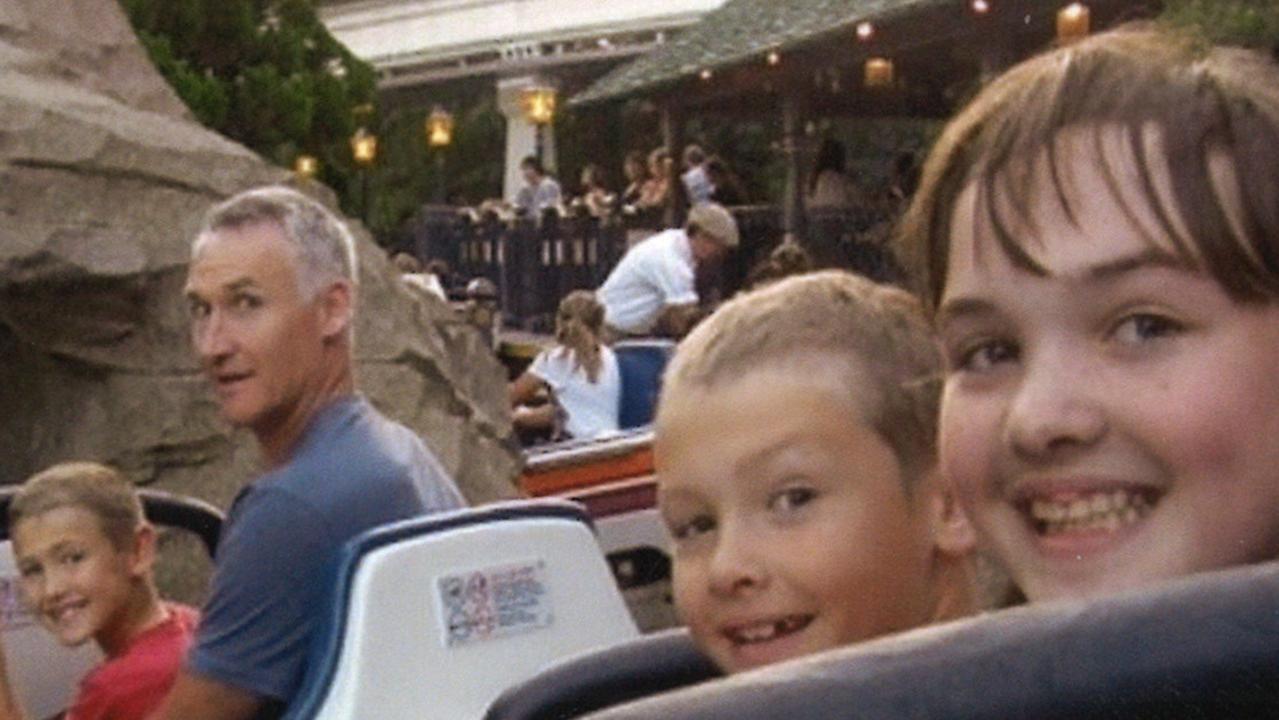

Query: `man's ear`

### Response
(128, 523, 158, 579)
(921, 467, 977, 557)
(318, 280, 355, 341)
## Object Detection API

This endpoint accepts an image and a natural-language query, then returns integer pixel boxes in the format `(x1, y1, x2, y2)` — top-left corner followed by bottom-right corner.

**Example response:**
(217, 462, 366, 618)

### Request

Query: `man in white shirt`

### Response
(597, 202, 739, 338)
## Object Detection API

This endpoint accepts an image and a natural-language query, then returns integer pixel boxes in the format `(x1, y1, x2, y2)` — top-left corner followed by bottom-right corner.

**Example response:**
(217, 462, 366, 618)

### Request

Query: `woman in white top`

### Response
(509, 291, 621, 441)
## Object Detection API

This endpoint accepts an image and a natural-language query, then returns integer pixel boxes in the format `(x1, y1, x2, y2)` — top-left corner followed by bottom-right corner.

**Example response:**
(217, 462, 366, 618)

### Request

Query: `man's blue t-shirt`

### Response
(187, 395, 466, 705)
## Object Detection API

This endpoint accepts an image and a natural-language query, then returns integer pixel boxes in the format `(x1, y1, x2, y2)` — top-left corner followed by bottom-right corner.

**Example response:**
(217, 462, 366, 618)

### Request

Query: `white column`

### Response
(496, 75, 558, 202)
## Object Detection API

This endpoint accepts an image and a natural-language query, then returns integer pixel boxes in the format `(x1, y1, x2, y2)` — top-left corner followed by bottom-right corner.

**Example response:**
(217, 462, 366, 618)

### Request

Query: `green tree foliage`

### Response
(1159, 0, 1279, 54)
(121, 0, 377, 220)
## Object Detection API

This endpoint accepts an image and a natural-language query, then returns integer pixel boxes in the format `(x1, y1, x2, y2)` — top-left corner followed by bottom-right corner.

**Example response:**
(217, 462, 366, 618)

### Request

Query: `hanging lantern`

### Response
(350, 127, 378, 166)
(1057, 3, 1090, 44)
(520, 85, 557, 125)
(426, 107, 454, 148)
(864, 57, 894, 88)
(294, 154, 318, 179)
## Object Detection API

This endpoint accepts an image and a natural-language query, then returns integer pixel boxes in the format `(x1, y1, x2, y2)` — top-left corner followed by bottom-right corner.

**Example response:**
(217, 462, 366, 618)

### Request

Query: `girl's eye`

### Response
(670, 514, 716, 541)
(62, 551, 86, 566)
(769, 486, 816, 513)
(1111, 313, 1183, 345)
(952, 339, 1018, 373)
(18, 564, 41, 579)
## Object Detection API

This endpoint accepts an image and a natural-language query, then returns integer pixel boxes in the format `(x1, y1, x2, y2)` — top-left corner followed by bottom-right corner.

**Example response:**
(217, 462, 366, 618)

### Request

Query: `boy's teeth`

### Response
(1028, 489, 1153, 535)
(731, 616, 809, 644)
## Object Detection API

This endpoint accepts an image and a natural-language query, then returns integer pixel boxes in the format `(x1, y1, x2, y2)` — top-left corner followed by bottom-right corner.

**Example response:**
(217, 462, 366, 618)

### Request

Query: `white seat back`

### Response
(0, 540, 101, 719)
(289, 500, 639, 720)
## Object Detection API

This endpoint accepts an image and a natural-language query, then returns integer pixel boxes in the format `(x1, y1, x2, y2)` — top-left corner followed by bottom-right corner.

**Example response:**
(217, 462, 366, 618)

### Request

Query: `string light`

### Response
(856, 21, 875, 41)
(767, 50, 781, 66)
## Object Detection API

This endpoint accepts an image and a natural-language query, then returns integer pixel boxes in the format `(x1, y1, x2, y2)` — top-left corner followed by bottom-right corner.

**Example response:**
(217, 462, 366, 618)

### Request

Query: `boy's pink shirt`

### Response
(65, 603, 199, 720)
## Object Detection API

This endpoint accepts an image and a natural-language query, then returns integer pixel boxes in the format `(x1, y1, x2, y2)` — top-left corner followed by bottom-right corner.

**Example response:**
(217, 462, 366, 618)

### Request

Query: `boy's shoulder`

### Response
(69, 604, 198, 720)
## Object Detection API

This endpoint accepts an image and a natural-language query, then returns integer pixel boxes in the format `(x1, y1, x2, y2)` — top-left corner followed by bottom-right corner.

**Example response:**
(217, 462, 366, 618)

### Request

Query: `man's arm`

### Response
(149, 672, 269, 720)
(654, 302, 704, 339)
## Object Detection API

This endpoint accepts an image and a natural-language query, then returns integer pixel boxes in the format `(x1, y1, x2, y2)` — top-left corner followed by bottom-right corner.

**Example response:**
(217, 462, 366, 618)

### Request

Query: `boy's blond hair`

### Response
(660, 270, 940, 481)
(9, 462, 144, 550)
(899, 24, 1279, 312)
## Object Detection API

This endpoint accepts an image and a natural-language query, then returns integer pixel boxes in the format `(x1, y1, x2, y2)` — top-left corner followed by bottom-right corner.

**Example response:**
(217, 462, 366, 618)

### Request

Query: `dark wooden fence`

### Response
(408, 204, 901, 329)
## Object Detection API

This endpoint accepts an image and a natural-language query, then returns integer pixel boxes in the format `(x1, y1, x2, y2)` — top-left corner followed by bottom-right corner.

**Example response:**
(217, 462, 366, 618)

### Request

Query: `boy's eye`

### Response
(669, 514, 716, 541)
(769, 486, 816, 513)
(61, 550, 87, 566)
(953, 338, 1018, 373)
(17, 563, 41, 579)
(1110, 313, 1183, 345)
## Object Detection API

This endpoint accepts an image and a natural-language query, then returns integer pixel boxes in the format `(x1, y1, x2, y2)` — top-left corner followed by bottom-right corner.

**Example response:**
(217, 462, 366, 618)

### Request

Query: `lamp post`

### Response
(425, 106, 454, 204)
(519, 85, 557, 170)
(350, 126, 377, 225)
(294, 154, 318, 181)
(1057, 3, 1090, 44)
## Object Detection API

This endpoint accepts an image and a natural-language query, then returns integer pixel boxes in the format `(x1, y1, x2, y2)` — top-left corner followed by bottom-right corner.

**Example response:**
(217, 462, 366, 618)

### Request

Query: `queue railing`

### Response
(409, 203, 903, 328)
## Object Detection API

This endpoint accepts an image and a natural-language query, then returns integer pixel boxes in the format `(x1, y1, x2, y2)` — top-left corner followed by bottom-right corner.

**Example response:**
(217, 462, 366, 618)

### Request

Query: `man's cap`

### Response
(686, 202, 740, 248)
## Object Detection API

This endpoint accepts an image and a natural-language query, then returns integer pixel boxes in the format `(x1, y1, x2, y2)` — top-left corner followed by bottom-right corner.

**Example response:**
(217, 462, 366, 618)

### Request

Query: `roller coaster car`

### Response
(0, 487, 224, 720)
(489, 561, 1279, 719)
(518, 339, 676, 609)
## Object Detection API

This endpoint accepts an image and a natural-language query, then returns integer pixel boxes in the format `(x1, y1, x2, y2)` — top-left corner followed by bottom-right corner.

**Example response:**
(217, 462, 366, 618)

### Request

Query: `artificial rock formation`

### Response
(0, 0, 520, 511)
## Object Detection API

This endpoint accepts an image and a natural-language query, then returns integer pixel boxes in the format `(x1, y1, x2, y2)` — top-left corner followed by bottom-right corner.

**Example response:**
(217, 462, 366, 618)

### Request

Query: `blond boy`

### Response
(655, 270, 977, 673)
(0, 463, 197, 720)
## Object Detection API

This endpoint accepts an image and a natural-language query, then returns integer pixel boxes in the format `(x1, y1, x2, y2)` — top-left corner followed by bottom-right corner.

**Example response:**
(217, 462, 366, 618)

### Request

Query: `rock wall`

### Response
(0, 0, 520, 510)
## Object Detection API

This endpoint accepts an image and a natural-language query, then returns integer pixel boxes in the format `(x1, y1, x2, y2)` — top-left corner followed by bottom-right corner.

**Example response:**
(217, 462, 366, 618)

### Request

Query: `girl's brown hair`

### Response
(555, 290, 606, 383)
(899, 24, 1279, 312)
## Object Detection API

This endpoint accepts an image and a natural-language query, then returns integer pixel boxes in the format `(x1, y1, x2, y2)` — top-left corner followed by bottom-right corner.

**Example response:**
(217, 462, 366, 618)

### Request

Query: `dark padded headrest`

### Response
(586, 562, 1279, 719)
(484, 628, 720, 720)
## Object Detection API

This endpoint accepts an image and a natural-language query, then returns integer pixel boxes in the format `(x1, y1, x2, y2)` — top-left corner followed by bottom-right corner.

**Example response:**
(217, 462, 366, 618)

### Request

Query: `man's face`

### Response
(184, 221, 334, 434)
(521, 164, 540, 185)
(689, 232, 727, 265)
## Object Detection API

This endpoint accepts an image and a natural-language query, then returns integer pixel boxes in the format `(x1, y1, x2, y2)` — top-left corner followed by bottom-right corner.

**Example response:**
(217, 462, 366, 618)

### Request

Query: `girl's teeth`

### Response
(1027, 489, 1155, 535)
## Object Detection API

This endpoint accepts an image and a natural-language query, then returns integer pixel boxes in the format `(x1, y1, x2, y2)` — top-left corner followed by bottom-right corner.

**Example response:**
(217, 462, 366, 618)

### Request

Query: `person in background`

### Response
(509, 291, 620, 442)
(597, 203, 739, 339)
(681, 144, 713, 205)
(743, 241, 813, 290)
(620, 151, 649, 208)
(637, 147, 673, 213)
(706, 156, 747, 207)
(576, 164, 616, 219)
(0, 462, 199, 720)
(392, 252, 446, 301)
(807, 138, 864, 210)
(513, 155, 563, 215)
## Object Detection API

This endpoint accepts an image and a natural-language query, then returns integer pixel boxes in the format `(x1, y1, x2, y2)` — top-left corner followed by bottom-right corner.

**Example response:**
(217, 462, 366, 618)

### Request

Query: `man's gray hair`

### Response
(194, 186, 358, 298)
